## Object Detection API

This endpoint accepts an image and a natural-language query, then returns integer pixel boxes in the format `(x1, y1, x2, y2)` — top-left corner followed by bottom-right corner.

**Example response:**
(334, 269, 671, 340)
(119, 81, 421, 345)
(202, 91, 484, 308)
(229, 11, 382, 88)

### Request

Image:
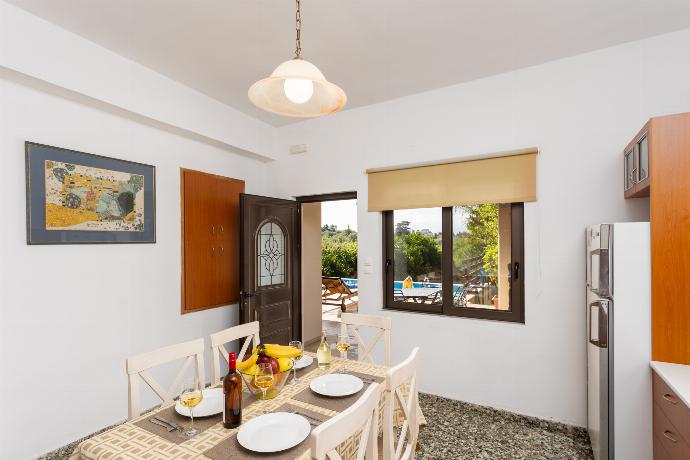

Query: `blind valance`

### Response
(367, 148, 537, 211)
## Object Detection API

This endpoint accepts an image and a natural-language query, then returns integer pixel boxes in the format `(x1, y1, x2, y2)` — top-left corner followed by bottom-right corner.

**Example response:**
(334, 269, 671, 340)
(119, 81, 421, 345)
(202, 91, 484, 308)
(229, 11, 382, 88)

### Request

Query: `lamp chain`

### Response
(295, 0, 302, 58)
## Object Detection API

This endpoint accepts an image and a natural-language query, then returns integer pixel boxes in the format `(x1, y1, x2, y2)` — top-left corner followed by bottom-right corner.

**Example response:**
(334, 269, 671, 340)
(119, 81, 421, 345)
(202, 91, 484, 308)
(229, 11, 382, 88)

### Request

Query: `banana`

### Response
(236, 353, 258, 371)
(243, 364, 259, 376)
(278, 357, 292, 372)
(252, 344, 302, 359)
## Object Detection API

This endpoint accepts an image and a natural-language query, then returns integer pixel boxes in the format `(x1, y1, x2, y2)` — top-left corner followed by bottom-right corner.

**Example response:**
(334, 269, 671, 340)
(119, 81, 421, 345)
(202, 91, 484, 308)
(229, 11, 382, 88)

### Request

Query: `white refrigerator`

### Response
(586, 223, 652, 460)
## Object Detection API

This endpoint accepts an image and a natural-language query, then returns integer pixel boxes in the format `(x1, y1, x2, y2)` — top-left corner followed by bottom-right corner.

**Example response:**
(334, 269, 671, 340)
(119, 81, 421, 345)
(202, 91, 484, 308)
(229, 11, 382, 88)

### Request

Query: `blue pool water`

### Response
(342, 278, 442, 290)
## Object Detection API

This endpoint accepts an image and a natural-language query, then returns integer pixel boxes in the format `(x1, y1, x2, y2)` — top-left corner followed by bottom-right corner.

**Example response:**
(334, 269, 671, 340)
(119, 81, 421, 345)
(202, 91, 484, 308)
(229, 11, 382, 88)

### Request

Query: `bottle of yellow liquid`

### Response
(316, 330, 332, 368)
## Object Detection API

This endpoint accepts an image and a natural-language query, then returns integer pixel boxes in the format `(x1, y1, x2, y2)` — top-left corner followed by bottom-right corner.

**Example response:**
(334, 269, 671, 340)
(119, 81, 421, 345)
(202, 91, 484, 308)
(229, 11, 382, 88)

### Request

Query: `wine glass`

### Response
(288, 340, 303, 384)
(336, 334, 352, 373)
(179, 377, 203, 437)
(254, 363, 274, 409)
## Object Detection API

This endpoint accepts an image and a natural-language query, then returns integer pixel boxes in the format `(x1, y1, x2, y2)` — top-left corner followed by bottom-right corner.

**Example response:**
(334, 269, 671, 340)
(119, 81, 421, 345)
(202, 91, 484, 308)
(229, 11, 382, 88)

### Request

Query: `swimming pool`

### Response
(342, 278, 442, 290)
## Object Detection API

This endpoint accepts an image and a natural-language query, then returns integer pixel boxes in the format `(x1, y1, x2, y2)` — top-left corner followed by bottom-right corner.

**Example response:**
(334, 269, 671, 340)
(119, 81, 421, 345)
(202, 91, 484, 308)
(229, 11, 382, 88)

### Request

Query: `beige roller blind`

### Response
(367, 149, 537, 211)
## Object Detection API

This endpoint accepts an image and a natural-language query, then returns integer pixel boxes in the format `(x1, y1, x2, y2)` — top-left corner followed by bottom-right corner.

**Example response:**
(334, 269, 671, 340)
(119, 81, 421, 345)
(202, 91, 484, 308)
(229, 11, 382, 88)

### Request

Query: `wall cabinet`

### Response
(624, 121, 651, 198)
(626, 113, 690, 365)
(181, 169, 244, 313)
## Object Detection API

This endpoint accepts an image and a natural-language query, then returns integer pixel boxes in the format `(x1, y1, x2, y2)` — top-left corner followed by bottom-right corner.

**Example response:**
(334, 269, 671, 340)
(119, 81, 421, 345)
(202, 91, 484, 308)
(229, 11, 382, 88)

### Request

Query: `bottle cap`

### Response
(229, 351, 237, 370)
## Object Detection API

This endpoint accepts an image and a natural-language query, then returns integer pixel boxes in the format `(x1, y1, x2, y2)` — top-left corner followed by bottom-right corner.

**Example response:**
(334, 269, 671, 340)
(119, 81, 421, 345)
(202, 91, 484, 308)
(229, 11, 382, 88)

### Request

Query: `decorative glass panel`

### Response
(256, 221, 286, 287)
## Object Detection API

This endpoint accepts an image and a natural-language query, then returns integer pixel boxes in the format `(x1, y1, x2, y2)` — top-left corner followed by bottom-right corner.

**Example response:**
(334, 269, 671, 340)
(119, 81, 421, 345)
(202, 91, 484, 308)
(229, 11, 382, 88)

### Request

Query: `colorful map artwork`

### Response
(44, 160, 145, 231)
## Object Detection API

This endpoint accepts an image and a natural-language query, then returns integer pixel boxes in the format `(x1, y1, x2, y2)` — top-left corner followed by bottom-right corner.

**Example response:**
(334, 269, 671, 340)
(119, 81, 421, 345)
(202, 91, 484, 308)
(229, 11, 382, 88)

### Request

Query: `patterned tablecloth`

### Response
(70, 354, 424, 460)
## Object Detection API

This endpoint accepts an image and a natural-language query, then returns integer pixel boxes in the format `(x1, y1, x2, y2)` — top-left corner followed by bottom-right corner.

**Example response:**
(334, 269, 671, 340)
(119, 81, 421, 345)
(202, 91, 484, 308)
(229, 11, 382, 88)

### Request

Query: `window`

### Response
(383, 203, 524, 322)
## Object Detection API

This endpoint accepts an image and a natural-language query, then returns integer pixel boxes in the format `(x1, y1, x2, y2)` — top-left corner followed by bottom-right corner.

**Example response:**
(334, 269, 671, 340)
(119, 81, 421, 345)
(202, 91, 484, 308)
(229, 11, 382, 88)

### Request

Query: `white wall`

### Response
(266, 28, 690, 426)
(0, 74, 269, 459)
(0, 5, 278, 456)
(301, 202, 323, 345)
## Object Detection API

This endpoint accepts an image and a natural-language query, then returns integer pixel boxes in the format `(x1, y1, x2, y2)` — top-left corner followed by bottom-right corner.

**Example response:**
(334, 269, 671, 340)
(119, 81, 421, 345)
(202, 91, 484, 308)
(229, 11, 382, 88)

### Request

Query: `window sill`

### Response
(381, 305, 525, 324)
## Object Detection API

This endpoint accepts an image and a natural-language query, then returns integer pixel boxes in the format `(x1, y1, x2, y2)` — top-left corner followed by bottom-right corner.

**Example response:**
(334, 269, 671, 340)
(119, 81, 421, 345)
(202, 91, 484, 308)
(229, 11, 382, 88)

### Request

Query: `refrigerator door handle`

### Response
(589, 300, 609, 348)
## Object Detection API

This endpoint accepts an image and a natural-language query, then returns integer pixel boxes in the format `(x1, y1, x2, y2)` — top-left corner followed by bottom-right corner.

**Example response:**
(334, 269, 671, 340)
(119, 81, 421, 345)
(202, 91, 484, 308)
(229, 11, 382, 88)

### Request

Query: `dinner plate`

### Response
(310, 374, 363, 397)
(237, 412, 311, 453)
(175, 387, 223, 417)
(293, 354, 314, 370)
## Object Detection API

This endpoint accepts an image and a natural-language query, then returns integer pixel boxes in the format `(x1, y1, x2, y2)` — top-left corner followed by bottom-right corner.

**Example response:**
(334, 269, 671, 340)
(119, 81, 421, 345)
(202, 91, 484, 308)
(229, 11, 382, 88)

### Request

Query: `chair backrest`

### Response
(340, 313, 392, 366)
(209, 321, 260, 385)
(322, 277, 354, 296)
(383, 347, 420, 460)
(125, 338, 205, 420)
(310, 383, 380, 460)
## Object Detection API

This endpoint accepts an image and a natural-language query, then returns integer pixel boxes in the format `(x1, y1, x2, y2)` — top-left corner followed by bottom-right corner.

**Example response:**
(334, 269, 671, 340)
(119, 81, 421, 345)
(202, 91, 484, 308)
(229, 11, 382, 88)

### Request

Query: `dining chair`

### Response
(125, 337, 205, 420)
(340, 313, 392, 366)
(383, 347, 420, 460)
(310, 383, 380, 460)
(209, 321, 261, 385)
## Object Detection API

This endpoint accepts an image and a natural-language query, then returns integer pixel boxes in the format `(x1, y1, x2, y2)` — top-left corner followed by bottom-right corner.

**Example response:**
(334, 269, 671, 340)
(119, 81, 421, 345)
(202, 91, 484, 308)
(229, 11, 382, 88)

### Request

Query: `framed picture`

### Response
(25, 142, 156, 244)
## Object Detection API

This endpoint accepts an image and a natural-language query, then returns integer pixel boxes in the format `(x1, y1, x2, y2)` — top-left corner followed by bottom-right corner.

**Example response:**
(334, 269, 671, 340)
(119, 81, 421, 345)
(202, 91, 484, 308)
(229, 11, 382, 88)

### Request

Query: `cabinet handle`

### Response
(211, 225, 215, 235)
(663, 430, 678, 443)
(220, 225, 224, 234)
(211, 247, 215, 256)
(663, 393, 679, 405)
(220, 246, 224, 255)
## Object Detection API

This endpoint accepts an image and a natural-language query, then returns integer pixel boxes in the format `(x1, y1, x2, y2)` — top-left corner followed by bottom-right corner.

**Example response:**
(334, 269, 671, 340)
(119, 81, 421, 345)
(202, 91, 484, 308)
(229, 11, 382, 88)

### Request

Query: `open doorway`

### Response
(297, 192, 357, 348)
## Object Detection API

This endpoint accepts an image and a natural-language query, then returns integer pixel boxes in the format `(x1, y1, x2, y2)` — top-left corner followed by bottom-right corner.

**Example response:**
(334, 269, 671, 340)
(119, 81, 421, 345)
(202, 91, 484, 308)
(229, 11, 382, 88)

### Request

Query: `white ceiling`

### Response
(8, 0, 690, 126)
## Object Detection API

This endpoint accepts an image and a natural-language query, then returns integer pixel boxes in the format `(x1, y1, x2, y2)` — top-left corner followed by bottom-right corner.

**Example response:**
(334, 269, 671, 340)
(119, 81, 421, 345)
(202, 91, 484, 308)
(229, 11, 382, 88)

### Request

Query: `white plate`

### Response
(237, 412, 311, 453)
(175, 388, 223, 418)
(293, 354, 314, 370)
(310, 374, 363, 397)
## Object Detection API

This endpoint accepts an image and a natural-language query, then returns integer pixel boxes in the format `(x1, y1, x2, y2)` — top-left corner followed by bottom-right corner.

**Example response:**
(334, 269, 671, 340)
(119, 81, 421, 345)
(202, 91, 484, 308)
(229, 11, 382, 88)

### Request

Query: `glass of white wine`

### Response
(336, 334, 352, 373)
(254, 363, 274, 410)
(288, 340, 303, 384)
(179, 377, 203, 437)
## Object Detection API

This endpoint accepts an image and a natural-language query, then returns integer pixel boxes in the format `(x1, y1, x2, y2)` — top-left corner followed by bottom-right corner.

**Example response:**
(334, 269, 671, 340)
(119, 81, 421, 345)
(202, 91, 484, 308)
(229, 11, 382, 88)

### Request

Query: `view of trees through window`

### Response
(392, 204, 509, 310)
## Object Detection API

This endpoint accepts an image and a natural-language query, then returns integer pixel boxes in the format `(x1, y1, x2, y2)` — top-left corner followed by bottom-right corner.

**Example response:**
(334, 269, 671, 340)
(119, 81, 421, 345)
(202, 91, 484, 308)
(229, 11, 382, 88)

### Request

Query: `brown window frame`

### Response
(382, 203, 525, 323)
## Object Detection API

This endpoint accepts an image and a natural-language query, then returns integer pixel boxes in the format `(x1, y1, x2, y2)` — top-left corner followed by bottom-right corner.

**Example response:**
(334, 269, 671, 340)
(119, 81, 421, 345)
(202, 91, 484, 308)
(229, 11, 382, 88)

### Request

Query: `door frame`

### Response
(239, 193, 302, 343)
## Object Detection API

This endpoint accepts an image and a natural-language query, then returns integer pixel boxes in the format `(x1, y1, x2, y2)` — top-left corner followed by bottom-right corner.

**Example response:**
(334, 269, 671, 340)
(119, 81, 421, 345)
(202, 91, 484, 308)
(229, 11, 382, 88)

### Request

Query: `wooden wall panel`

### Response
(650, 112, 690, 364)
(181, 169, 244, 314)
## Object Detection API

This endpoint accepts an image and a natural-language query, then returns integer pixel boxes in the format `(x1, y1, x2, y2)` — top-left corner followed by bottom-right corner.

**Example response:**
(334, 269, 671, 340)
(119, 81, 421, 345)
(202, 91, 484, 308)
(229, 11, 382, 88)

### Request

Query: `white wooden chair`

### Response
(383, 347, 420, 460)
(209, 321, 260, 385)
(310, 383, 380, 460)
(340, 313, 392, 367)
(125, 338, 205, 420)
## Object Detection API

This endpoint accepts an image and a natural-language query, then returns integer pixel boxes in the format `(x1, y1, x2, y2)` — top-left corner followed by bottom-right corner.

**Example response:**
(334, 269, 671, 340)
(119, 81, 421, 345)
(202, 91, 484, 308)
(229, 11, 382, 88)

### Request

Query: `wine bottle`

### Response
(316, 330, 332, 368)
(223, 351, 242, 429)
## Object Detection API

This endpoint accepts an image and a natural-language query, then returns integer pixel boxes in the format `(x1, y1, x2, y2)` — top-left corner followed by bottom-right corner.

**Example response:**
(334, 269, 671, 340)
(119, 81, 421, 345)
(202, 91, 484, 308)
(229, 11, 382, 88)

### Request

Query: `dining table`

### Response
(69, 352, 425, 460)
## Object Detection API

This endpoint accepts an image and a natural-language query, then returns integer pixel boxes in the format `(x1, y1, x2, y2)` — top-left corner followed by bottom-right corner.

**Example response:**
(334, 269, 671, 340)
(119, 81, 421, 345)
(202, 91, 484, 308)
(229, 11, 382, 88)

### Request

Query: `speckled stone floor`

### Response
(415, 393, 593, 460)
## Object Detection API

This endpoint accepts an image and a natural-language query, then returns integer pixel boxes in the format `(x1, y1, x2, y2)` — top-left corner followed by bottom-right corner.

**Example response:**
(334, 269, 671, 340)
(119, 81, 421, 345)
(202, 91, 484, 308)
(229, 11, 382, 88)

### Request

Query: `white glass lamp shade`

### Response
(248, 58, 347, 117)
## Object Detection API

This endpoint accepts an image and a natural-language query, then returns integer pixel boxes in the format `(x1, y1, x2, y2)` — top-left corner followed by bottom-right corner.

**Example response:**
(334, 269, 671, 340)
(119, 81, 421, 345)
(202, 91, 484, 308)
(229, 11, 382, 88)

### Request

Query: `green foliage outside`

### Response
(322, 225, 358, 278)
(454, 204, 499, 277)
(394, 221, 441, 279)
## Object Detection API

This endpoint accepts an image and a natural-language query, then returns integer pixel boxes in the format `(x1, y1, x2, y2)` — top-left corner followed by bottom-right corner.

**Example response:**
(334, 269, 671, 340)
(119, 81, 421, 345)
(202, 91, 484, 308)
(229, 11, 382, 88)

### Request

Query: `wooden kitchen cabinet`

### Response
(624, 120, 651, 198)
(652, 369, 690, 459)
(181, 169, 244, 313)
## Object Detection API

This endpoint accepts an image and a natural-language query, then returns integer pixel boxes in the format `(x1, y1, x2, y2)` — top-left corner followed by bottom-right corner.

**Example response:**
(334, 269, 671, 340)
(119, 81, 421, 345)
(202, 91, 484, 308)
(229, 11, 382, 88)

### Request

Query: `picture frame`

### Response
(25, 142, 156, 244)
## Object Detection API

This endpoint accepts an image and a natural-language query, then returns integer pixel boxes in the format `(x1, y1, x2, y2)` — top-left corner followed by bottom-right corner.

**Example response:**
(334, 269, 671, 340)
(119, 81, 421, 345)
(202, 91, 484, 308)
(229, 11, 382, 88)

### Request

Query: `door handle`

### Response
(385, 258, 392, 273)
(589, 301, 608, 348)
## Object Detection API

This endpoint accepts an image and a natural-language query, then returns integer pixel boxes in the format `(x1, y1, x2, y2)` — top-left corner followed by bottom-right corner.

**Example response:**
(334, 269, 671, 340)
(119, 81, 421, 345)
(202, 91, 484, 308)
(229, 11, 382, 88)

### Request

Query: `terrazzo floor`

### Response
(415, 393, 593, 460)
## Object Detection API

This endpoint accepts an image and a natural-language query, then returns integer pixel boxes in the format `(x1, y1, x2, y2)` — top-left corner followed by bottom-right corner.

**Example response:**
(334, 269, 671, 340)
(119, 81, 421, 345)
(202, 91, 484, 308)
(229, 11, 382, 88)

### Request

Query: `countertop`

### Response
(651, 361, 690, 407)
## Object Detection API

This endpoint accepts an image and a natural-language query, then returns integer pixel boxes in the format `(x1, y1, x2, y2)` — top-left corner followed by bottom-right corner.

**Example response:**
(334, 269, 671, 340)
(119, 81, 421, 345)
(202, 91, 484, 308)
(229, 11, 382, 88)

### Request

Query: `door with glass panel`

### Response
(240, 194, 300, 344)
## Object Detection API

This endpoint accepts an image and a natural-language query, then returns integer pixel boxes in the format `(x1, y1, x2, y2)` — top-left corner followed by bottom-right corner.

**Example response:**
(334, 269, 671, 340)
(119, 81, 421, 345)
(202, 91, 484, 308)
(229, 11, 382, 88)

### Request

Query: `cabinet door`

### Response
(182, 170, 218, 310)
(637, 133, 649, 182)
(214, 177, 243, 305)
(624, 148, 635, 191)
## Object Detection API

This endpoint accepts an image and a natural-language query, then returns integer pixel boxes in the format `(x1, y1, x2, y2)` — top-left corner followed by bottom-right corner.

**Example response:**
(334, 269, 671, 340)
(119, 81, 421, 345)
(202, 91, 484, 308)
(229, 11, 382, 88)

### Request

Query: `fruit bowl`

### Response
(238, 361, 294, 400)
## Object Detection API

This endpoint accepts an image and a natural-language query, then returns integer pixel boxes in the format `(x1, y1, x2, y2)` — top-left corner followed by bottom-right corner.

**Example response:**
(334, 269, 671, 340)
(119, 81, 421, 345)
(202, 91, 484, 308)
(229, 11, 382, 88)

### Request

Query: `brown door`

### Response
(240, 194, 300, 344)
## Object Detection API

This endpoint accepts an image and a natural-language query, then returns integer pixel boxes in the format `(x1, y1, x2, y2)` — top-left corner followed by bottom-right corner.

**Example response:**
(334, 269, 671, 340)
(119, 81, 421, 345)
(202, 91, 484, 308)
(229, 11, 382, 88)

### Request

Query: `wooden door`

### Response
(240, 194, 300, 344)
